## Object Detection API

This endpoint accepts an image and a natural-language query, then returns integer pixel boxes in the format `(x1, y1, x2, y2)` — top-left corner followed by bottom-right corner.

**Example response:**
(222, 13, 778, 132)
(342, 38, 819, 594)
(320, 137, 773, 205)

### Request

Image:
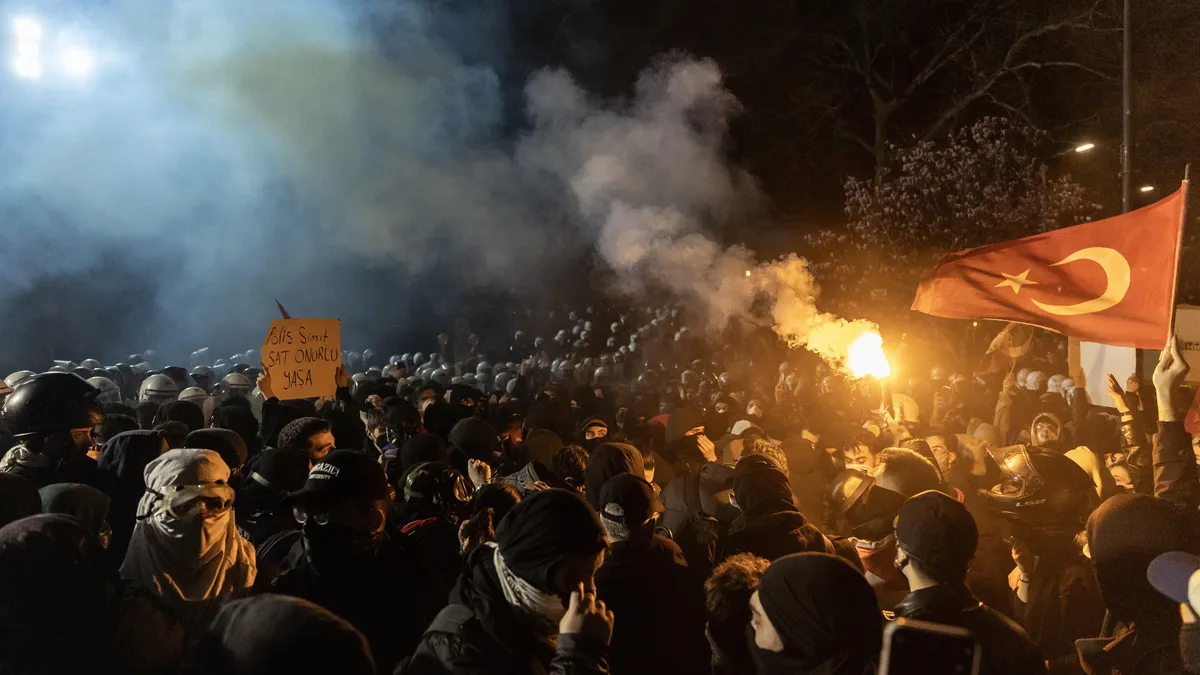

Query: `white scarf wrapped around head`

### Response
(120, 449, 256, 628)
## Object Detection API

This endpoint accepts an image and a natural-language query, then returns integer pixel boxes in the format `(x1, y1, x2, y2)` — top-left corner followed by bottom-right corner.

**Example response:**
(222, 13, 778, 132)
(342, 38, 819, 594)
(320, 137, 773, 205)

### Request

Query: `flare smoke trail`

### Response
(0, 1, 875, 373)
(520, 57, 880, 368)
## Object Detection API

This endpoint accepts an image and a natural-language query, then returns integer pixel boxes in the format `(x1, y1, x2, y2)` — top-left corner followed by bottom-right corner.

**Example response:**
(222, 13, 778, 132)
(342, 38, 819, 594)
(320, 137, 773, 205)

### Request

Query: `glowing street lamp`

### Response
(1140, 185, 1155, 193)
(1074, 143, 1096, 153)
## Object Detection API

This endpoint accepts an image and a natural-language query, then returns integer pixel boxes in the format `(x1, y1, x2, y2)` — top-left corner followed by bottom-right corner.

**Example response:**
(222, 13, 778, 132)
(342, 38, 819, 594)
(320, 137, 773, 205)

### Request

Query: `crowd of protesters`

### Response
(1, 305, 1200, 675)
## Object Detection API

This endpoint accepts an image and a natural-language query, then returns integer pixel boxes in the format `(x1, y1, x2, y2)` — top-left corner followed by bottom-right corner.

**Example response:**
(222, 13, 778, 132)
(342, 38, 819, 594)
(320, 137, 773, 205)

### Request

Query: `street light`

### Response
(1075, 143, 1096, 153)
(1140, 185, 1155, 193)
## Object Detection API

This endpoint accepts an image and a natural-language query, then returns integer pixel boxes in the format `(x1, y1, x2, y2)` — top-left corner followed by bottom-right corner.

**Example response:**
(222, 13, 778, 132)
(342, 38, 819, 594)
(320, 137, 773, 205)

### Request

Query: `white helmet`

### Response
(1015, 368, 1031, 389)
(4, 371, 35, 389)
(139, 374, 179, 405)
(87, 377, 123, 405)
(1046, 374, 1066, 395)
(218, 373, 253, 400)
(178, 386, 209, 404)
(179, 386, 215, 421)
(1025, 371, 1047, 393)
(1060, 377, 1077, 395)
(431, 368, 451, 387)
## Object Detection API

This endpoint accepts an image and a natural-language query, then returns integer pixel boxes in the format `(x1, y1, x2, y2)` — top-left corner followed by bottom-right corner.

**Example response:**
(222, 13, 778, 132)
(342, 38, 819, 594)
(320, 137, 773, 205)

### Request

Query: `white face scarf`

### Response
(489, 543, 566, 635)
(120, 449, 256, 627)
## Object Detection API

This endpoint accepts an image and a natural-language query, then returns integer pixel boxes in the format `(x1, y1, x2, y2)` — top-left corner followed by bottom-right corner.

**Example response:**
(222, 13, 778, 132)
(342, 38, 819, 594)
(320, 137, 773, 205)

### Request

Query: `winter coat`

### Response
(400, 546, 610, 675)
(272, 537, 440, 674)
(594, 535, 709, 675)
(894, 583, 1046, 675)
(1016, 545, 1106, 675)
(720, 510, 835, 563)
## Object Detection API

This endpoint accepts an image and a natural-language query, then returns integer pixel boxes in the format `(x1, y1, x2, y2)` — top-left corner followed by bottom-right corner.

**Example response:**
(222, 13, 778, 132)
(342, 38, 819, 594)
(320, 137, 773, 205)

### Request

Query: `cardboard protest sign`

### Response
(261, 318, 342, 400)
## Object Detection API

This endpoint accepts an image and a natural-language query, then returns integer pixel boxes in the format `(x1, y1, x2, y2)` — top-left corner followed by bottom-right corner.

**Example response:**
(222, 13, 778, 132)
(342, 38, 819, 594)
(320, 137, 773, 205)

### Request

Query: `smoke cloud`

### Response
(0, 1, 875, 373)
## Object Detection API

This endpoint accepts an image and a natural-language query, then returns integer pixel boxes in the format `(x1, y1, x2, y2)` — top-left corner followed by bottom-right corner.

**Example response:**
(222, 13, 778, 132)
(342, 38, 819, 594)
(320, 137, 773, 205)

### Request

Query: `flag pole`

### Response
(1166, 165, 1190, 342)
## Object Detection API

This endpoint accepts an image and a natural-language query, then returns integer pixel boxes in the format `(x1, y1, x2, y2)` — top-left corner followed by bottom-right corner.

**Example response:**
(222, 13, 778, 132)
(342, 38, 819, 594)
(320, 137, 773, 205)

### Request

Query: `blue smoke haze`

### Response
(0, 0, 765, 374)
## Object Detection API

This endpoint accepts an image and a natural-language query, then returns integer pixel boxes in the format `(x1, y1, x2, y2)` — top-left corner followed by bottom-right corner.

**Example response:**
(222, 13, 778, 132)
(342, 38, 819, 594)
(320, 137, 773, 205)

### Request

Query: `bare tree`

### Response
(794, 0, 1115, 177)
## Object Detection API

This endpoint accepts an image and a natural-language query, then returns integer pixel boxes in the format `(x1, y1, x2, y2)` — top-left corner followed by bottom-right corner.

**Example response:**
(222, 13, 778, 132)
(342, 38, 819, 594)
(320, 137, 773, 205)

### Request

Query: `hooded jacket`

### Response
(1076, 493, 1189, 675)
(594, 533, 709, 675)
(720, 457, 834, 563)
(401, 490, 610, 675)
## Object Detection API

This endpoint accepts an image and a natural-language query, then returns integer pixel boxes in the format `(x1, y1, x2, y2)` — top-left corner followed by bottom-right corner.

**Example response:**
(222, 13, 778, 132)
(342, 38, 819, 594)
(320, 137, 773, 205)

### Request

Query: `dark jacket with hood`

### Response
(720, 456, 835, 563)
(272, 533, 439, 674)
(895, 583, 1046, 675)
(594, 533, 709, 675)
(401, 490, 611, 675)
(95, 430, 164, 563)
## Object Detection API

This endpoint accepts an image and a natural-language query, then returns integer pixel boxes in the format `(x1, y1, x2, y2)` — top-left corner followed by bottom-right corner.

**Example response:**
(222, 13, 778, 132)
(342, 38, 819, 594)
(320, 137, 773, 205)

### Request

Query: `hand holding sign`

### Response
(261, 318, 343, 401)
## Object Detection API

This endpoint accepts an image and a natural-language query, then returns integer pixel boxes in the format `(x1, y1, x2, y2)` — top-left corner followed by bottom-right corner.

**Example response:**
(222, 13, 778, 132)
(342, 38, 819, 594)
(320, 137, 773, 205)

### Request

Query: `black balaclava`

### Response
(754, 552, 882, 675)
(732, 455, 796, 519)
(494, 489, 606, 594)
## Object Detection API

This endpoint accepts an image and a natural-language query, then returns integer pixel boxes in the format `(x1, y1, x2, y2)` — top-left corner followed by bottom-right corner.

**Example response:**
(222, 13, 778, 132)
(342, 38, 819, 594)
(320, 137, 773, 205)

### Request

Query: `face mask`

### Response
(302, 520, 384, 575)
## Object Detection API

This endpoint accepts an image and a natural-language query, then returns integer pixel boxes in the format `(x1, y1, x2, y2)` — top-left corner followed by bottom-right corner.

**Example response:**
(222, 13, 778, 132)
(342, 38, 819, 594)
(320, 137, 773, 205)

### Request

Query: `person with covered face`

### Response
(403, 489, 614, 675)
(0, 372, 105, 489)
(720, 455, 834, 563)
(594, 473, 709, 675)
(120, 448, 256, 631)
(984, 445, 1104, 673)
(272, 449, 436, 672)
(893, 490, 1046, 675)
(748, 552, 882, 675)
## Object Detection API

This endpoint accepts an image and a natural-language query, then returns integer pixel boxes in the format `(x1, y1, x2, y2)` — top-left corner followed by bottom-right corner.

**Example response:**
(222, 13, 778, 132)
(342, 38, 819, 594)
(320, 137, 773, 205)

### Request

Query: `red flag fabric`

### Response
(275, 299, 292, 320)
(912, 185, 1187, 349)
(1185, 387, 1200, 436)
(975, 323, 1034, 376)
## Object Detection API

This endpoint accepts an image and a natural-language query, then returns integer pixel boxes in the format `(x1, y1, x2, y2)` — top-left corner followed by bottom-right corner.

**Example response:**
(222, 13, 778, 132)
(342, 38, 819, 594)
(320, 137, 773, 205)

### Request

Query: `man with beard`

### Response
(272, 450, 438, 673)
(0, 372, 104, 489)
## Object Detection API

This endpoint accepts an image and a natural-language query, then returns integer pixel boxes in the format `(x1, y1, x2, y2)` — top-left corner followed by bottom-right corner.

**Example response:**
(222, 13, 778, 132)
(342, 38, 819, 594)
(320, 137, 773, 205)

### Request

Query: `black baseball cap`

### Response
(287, 449, 391, 507)
(895, 490, 978, 573)
(598, 473, 664, 535)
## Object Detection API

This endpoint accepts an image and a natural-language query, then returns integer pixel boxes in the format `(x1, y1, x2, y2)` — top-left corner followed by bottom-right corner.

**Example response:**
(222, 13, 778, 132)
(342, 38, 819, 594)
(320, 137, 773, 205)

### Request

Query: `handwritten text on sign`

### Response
(261, 319, 342, 400)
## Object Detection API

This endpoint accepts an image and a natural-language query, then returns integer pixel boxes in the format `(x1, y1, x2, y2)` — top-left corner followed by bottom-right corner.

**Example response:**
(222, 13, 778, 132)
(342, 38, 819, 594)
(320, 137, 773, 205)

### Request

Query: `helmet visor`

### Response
(985, 444, 1044, 502)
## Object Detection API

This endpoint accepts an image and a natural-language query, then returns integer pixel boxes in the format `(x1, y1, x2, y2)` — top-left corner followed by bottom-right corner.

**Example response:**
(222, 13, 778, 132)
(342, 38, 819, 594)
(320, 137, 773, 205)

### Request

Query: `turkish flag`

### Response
(912, 184, 1187, 349)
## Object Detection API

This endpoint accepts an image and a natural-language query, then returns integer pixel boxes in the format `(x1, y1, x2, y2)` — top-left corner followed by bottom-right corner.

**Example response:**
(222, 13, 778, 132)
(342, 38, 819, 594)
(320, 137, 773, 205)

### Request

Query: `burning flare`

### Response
(846, 331, 891, 379)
